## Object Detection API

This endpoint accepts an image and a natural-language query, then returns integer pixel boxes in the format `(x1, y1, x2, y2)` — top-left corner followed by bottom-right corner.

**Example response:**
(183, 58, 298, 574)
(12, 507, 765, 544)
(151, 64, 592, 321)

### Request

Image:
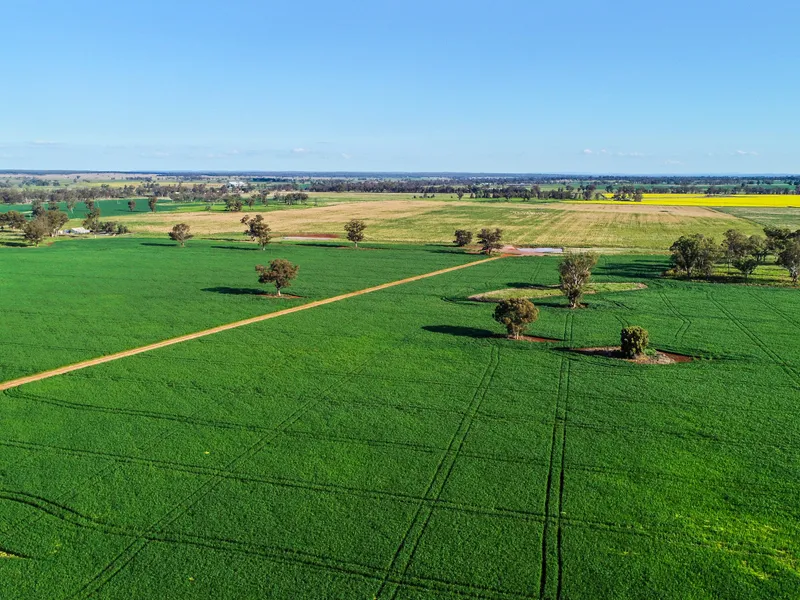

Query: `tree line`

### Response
(670, 226, 800, 284)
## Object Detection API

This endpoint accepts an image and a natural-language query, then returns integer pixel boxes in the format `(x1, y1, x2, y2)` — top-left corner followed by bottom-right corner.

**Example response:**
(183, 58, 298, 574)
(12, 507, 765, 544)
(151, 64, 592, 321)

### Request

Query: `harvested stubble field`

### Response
(1, 243, 798, 599)
(118, 200, 761, 250)
(587, 194, 800, 207)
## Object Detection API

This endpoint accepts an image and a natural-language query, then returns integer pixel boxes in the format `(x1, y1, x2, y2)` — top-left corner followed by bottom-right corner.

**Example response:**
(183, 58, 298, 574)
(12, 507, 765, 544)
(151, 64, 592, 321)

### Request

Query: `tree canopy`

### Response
(256, 259, 299, 296)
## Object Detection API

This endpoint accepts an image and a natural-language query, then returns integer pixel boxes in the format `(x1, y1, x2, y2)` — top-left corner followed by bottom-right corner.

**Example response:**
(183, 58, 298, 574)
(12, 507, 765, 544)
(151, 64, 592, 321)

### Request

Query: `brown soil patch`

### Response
(571, 346, 694, 364)
(0, 255, 504, 391)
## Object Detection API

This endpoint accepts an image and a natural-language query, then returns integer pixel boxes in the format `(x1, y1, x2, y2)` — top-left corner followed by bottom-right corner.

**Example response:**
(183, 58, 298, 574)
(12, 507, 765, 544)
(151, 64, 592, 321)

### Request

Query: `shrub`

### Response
(620, 326, 649, 358)
(493, 298, 539, 340)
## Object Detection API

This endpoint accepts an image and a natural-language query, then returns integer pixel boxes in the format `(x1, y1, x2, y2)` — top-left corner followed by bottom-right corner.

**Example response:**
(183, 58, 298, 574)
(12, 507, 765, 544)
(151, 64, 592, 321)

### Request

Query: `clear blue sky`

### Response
(1, 0, 797, 174)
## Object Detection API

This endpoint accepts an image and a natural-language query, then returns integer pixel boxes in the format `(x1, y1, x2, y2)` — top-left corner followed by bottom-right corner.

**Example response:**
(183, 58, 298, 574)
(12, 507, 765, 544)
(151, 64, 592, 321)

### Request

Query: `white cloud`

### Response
(583, 149, 593, 155)
(292, 147, 309, 154)
(341, 153, 352, 159)
(664, 159, 683, 165)
(31, 140, 59, 145)
(735, 150, 759, 156)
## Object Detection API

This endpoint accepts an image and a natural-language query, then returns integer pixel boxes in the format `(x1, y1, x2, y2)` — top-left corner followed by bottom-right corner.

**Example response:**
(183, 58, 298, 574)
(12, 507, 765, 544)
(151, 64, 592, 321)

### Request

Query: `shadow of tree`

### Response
(202, 286, 265, 296)
(422, 325, 495, 338)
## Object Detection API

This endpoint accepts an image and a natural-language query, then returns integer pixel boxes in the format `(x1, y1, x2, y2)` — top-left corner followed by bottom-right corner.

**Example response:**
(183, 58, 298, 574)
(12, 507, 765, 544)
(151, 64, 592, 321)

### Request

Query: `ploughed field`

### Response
(1, 242, 799, 599)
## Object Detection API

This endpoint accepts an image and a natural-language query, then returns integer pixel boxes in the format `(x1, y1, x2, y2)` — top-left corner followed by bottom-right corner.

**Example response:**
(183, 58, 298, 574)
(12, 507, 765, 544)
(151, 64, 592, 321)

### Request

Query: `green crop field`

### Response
(0, 238, 477, 381)
(1, 242, 798, 599)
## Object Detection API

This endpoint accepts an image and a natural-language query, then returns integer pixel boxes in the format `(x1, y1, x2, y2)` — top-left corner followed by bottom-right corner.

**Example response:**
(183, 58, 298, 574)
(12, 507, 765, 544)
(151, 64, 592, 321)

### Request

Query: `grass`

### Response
(0, 243, 799, 598)
(469, 281, 645, 301)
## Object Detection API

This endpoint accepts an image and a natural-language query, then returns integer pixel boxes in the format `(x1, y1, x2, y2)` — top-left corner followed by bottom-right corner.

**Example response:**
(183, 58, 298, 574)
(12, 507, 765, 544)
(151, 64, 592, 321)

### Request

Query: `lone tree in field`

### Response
(620, 326, 649, 358)
(477, 228, 503, 254)
(242, 214, 272, 250)
(148, 196, 158, 213)
(558, 252, 598, 308)
(168, 223, 193, 247)
(669, 234, 720, 279)
(22, 217, 49, 247)
(493, 298, 539, 340)
(128, 200, 136, 212)
(454, 229, 473, 247)
(778, 239, 800, 285)
(345, 219, 366, 248)
(256, 259, 299, 296)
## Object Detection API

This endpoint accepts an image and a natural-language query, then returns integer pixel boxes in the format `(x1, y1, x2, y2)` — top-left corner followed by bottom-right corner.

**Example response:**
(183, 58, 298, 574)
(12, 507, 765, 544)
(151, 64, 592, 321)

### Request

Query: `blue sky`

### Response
(1, 0, 797, 174)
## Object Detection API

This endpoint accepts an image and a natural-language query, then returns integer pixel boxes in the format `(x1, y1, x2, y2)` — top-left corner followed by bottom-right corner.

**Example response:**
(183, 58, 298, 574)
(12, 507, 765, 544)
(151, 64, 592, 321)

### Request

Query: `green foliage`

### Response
(168, 223, 193, 247)
(477, 227, 503, 254)
(344, 219, 367, 247)
(21, 216, 49, 246)
(453, 229, 473, 247)
(492, 297, 539, 339)
(0, 210, 26, 229)
(255, 259, 299, 295)
(620, 325, 649, 358)
(558, 251, 598, 308)
(777, 239, 800, 285)
(669, 234, 720, 279)
(242, 214, 272, 249)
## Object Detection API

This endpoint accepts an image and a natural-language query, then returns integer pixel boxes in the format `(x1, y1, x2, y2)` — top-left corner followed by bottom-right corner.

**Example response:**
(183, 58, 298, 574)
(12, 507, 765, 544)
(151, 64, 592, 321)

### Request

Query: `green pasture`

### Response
(0, 243, 798, 598)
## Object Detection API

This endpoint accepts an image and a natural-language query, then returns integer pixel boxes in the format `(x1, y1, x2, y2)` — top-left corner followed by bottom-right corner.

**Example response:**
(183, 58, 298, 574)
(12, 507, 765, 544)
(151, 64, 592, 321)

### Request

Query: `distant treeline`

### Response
(3, 176, 800, 205)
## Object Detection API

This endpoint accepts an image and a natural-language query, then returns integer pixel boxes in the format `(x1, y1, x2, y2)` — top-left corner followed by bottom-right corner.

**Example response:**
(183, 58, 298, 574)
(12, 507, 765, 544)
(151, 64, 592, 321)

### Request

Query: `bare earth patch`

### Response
(507, 334, 562, 343)
(571, 346, 694, 364)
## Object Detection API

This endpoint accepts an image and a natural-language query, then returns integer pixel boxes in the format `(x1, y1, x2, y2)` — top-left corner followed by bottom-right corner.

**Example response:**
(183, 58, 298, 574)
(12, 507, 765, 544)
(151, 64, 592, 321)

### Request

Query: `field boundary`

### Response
(0, 255, 503, 392)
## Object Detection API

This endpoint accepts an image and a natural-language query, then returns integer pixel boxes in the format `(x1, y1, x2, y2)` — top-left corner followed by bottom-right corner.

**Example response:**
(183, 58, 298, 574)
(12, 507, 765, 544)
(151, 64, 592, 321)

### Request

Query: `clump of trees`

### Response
(242, 214, 272, 249)
(670, 226, 800, 284)
(256, 259, 299, 296)
(0, 211, 26, 230)
(148, 197, 158, 213)
(558, 252, 598, 308)
(169, 223, 193, 247)
(22, 217, 50, 246)
(128, 200, 136, 212)
(477, 228, 503, 254)
(620, 326, 649, 358)
(493, 298, 539, 340)
(454, 229, 473, 247)
(669, 234, 720, 279)
(225, 196, 244, 212)
(345, 219, 366, 248)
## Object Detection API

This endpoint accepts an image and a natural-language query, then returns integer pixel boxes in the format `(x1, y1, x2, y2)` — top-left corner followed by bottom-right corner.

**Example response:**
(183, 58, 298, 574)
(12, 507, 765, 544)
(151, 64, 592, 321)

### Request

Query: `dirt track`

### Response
(0, 255, 504, 392)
